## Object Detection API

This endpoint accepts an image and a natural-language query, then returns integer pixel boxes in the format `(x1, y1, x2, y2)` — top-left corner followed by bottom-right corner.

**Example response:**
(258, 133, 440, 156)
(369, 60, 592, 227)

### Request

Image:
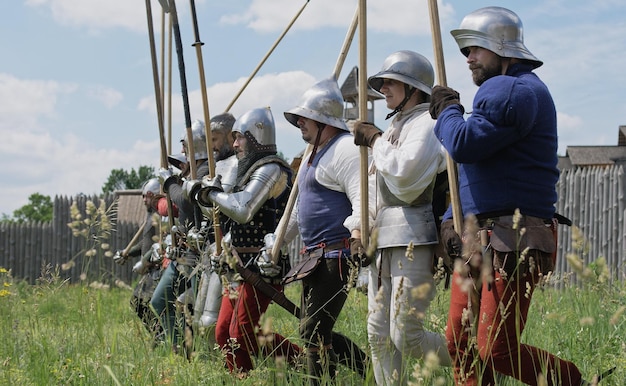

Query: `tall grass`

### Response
(0, 261, 624, 385)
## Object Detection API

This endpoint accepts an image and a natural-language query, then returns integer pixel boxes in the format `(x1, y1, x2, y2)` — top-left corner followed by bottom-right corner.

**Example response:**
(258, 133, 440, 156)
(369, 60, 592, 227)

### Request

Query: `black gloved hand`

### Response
(353, 121, 382, 148)
(349, 237, 372, 267)
(440, 219, 463, 264)
(429, 86, 464, 119)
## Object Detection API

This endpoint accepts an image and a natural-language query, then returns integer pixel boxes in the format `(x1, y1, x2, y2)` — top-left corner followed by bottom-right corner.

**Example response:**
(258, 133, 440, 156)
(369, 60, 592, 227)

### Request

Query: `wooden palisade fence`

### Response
(555, 165, 626, 286)
(0, 194, 138, 285)
(1, 165, 625, 286)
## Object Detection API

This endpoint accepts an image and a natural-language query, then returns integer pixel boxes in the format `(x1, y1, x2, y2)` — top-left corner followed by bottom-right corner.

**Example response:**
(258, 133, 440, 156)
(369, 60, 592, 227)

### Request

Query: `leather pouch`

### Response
(282, 248, 323, 285)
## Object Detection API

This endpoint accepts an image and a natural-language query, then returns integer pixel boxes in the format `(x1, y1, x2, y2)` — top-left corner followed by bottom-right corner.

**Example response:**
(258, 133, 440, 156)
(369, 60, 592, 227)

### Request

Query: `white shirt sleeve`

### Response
(314, 135, 363, 233)
(371, 109, 446, 204)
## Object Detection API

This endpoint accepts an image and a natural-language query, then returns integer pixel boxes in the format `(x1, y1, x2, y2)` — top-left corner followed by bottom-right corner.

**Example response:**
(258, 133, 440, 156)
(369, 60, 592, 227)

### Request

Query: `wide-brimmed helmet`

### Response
(368, 50, 434, 96)
(284, 77, 348, 131)
(451, 6, 542, 68)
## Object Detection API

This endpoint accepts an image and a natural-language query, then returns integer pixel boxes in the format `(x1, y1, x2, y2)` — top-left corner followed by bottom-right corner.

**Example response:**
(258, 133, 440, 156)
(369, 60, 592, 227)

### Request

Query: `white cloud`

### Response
(557, 112, 584, 134)
(86, 85, 123, 109)
(0, 127, 159, 215)
(221, 0, 455, 36)
(138, 70, 316, 160)
(0, 72, 156, 215)
(25, 0, 149, 33)
(0, 73, 75, 129)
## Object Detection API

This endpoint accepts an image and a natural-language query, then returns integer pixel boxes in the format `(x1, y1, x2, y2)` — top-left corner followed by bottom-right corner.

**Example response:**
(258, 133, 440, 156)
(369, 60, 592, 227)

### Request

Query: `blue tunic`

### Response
(434, 63, 559, 219)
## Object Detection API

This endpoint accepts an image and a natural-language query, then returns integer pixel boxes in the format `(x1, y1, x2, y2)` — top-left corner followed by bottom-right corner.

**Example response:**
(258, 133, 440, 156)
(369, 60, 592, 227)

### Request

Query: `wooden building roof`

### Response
(558, 125, 626, 169)
(564, 146, 626, 167)
(114, 189, 144, 224)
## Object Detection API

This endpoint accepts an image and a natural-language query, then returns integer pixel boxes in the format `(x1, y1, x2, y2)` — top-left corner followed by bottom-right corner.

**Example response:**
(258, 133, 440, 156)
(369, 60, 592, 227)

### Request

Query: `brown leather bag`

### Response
(282, 248, 324, 285)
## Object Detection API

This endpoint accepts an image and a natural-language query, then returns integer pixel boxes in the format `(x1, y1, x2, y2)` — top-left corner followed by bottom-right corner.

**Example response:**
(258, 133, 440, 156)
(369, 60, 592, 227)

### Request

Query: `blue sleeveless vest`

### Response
(298, 133, 351, 249)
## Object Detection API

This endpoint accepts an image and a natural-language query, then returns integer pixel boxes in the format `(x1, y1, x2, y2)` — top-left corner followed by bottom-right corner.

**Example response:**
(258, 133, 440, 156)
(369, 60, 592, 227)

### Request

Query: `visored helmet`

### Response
(368, 50, 434, 95)
(142, 178, 160, 196)
(284, 77, 348, 131)
(232, 107, 276, 154)
(451, 6, 542, 68)
(180, 119, 208, 160)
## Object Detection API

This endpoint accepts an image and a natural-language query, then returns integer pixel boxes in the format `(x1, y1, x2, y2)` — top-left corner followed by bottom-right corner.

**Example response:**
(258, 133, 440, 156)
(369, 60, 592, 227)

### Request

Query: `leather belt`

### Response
(234, 246, 261, 254)
(301, 240, 348, 255)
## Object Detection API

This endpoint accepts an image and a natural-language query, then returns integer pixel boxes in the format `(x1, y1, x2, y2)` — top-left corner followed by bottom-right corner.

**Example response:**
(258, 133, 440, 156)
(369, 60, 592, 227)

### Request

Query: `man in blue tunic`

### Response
(430, 6, 596, 385)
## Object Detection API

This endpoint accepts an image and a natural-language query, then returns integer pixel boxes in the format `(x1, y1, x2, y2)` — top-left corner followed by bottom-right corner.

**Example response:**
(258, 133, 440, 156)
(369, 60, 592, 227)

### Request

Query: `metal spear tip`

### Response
(158, 0, 170, 13)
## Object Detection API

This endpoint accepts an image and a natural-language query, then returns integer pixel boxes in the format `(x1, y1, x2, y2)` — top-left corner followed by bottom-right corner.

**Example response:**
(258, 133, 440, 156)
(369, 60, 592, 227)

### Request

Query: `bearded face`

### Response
(466, 46, 504, 86)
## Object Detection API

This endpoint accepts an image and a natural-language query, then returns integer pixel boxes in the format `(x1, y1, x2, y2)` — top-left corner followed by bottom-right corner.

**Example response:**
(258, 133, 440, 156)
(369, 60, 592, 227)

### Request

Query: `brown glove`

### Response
(440, 219, 463, 265)
(429, 86, 464, 119)
(349, 237, 373, 267)
(353, 121, 382, 148)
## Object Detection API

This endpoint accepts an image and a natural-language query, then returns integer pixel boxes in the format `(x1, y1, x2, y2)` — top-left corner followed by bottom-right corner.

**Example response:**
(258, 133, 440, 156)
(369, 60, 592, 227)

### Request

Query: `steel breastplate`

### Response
(376, 172, 435, 207)
(374, 204, 439, 248)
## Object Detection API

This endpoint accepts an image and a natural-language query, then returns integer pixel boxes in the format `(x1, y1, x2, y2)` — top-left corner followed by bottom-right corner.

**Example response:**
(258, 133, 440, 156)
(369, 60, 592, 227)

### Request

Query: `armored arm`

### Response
(200, 163, 287, 224)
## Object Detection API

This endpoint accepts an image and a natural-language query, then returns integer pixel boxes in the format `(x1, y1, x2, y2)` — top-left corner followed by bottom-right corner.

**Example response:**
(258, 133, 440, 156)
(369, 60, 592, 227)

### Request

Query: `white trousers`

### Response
(367, 245, 451, 385)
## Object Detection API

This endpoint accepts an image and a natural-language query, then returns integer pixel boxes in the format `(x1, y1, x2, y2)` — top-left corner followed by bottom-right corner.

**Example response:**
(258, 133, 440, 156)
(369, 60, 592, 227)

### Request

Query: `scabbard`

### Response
(230, 249, 301, 318)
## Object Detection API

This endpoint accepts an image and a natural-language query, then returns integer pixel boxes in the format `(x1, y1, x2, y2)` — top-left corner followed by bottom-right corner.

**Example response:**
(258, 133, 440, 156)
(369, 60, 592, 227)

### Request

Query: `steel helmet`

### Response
(451, 6, 542, 68)
(284, 77, 348, 131)
(167, 153, 187, 171)
(232, 107, 276, 154)
(142, 178, 160, 196)
(210, 112, 236, 134)
(180, 119, 208, 160)
(368, 50, 434, 95)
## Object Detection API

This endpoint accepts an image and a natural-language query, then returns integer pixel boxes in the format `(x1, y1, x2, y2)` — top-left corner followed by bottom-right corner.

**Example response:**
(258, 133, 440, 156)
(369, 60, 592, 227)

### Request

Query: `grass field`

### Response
(0, 261, 625, 385)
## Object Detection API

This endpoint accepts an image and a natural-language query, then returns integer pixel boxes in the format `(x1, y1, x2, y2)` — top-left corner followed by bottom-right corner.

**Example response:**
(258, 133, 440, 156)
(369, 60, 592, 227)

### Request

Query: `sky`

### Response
(1, 0, 625, 216)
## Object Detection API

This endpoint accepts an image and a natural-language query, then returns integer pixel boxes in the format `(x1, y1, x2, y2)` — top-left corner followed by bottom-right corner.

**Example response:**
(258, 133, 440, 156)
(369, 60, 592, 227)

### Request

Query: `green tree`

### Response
(102, 165, 155, 193)
(12, 193, 53, 223)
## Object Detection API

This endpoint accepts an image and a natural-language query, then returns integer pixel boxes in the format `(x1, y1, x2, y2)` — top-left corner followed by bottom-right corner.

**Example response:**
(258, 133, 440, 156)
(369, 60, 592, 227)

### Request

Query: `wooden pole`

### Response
(146, 0, 177, 241)
(428, 0, 481, 338)
(225, 0, 310, 112)
(169, 0, 197, 180)
(271, 6, 359, 261)
(122, 220, 147, 257)
(167, 14, 173, 154)
(358, 0, 369, 248)
(145, 0, 167, 169)
(188, 0, 221, 253)
(333, 6, 358, 81)
(427, 0, 463, 234)
(188, 0, 215, 176)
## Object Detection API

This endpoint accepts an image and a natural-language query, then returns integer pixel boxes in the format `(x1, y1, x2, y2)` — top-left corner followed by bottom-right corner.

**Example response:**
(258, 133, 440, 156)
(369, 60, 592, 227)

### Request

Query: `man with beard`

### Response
(151, 113, 239, 352)
(429, 6, 600, 385)
(276, 77, 367, 384)
(195, 107, 301, 378)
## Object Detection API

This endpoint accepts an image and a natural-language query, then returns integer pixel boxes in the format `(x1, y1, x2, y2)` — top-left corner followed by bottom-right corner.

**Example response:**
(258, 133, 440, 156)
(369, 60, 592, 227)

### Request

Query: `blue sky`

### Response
(1, 0, 625, 215)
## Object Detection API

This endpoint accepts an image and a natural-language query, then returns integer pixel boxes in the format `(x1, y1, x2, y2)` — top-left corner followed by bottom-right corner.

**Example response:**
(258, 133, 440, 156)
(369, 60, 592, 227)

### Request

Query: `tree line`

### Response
(1, 166, 154, 223)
